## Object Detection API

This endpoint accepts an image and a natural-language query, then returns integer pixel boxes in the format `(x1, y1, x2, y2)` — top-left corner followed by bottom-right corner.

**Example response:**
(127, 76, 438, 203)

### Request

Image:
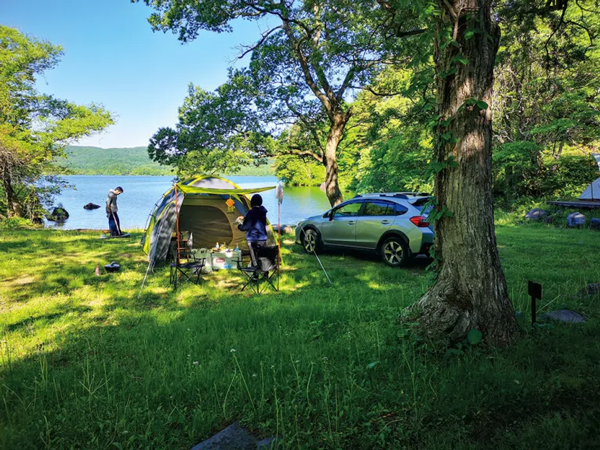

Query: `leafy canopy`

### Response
(0, 26, 113, 219)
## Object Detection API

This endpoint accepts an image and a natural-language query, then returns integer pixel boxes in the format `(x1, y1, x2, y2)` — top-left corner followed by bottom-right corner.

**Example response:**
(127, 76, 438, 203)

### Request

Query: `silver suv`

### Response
(295, 193, 434, 267)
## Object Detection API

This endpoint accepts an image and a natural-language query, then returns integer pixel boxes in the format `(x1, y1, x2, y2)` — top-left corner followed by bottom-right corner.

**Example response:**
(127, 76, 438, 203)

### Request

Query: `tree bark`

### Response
(415, 0, 519, 346)
(2, 165, 24, 218)
(322, 115, 346, 207)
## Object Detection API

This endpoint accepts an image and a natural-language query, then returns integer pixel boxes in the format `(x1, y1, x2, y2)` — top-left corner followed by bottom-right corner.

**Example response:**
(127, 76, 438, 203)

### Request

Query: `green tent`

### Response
(142, 176, 275, 265)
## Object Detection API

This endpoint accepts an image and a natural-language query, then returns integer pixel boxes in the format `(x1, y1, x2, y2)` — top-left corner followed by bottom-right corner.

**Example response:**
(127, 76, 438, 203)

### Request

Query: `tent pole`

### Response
(138, 209, 168, 300)
(175, 184, 181, 265)
(278, 201, 281, 290)
(138, 262, 152, 300)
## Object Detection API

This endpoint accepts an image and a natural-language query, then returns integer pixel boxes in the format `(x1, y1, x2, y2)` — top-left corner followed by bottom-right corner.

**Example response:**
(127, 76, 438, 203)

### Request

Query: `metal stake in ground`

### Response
(298, 223, 332, 285)
(528, 280, 542, 324)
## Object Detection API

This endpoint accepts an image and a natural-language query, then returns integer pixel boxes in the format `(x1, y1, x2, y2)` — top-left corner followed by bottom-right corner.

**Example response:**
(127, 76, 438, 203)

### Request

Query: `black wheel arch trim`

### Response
(300, 225, 322, 243)
(377, 231, 411, 255)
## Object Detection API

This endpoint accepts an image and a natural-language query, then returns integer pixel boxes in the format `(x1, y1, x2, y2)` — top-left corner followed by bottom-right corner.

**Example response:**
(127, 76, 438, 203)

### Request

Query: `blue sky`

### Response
(2, 0, 270, 148)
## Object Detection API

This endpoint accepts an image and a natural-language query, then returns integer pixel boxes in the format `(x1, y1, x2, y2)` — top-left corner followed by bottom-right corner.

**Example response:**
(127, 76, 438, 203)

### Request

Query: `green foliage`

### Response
(0, 217, 39, 230)
(58, 146, 276, 176)
(147, 83, 272, 177)
(0, 26, 113, 219)
(59, 146, 172, 175)
(274, 154, 325, 186)
(340, 67, 435, 194)
(2, 223, 600, 447)
(467, 329, 483, 346)
(491, 1, 600, 206)
(138, 0, 435, 205)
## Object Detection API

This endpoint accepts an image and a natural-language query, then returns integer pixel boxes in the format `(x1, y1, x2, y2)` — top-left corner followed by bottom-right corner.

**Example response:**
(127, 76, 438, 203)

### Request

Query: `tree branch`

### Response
(238, 26, 283, 59)
(285, 146, 323, 163)
(281, 20, 333, 115)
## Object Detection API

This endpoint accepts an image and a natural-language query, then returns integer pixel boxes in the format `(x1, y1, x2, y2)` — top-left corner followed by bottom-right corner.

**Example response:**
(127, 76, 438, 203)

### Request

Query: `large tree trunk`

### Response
(322, 116, 346, 207)
(415, 0, 519, 346)
(2, 166, 24, 218)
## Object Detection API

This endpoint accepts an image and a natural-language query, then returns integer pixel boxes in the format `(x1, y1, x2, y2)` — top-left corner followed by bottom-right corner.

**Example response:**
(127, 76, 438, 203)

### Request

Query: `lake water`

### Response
(46, 175, 332, 230)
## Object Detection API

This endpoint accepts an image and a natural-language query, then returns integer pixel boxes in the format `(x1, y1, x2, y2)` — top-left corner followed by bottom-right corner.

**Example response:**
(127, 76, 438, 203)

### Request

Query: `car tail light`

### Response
(410, 216, 430, 227)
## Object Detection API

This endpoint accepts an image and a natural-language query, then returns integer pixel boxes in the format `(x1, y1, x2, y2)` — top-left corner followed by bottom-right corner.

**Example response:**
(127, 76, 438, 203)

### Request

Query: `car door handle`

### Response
(347, 221, 355, 225)
(381, 220, 391, 225)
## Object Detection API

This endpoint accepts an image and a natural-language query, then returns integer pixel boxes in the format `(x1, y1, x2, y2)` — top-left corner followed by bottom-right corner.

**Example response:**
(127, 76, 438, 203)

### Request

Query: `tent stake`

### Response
(298, 223, 332, 285)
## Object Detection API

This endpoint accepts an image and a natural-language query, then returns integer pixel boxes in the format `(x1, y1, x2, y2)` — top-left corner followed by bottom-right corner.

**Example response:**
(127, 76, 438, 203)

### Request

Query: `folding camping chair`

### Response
(239, 245, 280, 294)
(170, 232, 206, 289)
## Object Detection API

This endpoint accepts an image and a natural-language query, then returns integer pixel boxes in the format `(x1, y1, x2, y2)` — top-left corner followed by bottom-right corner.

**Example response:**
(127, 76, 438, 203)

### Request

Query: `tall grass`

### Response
(0, 222, 599, 448)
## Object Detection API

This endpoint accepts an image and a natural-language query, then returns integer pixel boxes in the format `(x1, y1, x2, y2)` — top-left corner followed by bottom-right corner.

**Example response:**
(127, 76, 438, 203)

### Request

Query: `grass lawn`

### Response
(1, 222, 600, 449)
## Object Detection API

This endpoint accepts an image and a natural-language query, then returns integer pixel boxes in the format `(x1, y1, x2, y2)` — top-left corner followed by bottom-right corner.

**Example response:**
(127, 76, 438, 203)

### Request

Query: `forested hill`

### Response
(58, 146, 275, 176)
(58, 146, 170, 175)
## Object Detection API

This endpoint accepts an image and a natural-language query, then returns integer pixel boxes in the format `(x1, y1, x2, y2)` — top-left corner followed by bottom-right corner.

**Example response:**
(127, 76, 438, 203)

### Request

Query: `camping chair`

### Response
(239, 245, 280, 294)
(170, 232, 206, 289)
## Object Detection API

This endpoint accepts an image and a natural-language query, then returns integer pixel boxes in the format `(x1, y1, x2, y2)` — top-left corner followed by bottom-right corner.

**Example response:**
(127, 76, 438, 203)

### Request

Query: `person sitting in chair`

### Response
(237, 194, 268, 266)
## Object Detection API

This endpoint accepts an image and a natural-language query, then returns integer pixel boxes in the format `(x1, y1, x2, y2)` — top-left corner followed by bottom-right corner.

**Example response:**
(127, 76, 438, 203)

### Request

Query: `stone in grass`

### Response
(576, 283, 600, 299)
(258, 437, 280, 449)
(540, 310, 586, 324)
(525, 208, 547, 221)
(590, 218, 600, 230)
(191, 422, 257, 450)
(567, 212, 586, 227)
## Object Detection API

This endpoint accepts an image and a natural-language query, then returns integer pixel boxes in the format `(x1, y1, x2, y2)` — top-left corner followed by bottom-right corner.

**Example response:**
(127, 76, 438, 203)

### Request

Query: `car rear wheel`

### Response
(302, 228, 321, 254)
(380, 236, 409, 267)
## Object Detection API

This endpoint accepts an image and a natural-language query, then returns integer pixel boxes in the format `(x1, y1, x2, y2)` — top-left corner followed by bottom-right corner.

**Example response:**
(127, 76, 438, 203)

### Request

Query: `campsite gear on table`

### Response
(210, 249, 241, 270)
(239, 245, 280, 294)
(104, 261, 121, 273)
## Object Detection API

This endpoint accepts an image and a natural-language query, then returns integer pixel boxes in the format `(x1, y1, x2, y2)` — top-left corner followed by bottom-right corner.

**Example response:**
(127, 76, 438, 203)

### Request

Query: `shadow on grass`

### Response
(1, 227, 600, 449)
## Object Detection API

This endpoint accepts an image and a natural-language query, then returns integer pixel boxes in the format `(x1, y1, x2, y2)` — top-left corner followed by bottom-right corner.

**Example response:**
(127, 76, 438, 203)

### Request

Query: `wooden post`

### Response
(528, 281, 542, 325)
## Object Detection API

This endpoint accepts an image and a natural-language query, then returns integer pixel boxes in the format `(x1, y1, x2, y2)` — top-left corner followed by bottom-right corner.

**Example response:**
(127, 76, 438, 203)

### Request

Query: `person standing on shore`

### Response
(106, 186, 123, 236)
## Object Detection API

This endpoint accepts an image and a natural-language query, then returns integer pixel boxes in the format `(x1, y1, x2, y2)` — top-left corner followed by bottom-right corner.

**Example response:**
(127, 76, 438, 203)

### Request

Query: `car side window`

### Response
(363, 201, 390, 216)
(392, 204, 408, 216)
(333, 202, 362, 217)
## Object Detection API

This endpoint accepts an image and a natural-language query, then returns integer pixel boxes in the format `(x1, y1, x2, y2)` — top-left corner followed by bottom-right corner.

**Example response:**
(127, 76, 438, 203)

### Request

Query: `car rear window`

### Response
(392, 204, 408, 215)
(411, 197, 431, 207)
(363, 202, 389, 216)
(363, 201, 408, 216)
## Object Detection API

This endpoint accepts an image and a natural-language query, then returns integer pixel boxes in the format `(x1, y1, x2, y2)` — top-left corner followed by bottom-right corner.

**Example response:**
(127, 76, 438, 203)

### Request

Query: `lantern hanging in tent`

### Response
(226, 196, 235, 213)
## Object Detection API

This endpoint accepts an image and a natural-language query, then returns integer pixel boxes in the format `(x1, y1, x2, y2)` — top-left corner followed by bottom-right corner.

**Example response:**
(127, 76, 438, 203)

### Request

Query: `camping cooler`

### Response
(211, 250, 241, 270)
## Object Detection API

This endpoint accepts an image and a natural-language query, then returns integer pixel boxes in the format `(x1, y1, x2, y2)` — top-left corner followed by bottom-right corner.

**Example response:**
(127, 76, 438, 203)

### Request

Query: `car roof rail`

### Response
(353, 192, 430, 200)
(378, 193, 409, 199)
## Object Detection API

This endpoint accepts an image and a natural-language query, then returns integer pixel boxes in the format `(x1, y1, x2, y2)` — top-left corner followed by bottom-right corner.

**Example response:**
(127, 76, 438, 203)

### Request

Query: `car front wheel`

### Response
(302, 228, 321, 254)
(380, 237, 409, 267)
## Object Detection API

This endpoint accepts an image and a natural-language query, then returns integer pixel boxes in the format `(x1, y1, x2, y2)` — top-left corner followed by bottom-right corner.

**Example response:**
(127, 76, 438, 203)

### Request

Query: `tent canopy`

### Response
(142, 176, 275, 265)
(580, 176, 600, 201)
